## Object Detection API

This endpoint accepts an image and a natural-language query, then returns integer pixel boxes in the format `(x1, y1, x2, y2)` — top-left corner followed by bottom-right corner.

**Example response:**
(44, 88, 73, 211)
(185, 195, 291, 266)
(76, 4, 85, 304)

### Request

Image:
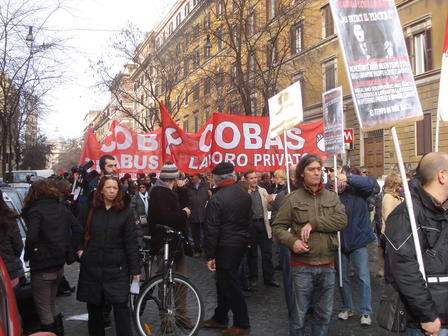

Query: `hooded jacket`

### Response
(339, 174, 376, 253)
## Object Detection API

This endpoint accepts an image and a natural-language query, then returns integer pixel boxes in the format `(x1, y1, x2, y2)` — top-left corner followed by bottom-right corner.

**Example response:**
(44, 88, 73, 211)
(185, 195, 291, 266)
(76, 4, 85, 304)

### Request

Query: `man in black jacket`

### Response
(204, 162, 252, 336)
(385, 152, 448, 336)
(186, 174, 210, 256)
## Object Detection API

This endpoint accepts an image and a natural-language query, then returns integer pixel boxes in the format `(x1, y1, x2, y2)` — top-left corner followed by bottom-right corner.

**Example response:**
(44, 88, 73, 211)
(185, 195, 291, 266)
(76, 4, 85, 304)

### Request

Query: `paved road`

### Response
(56, 242, 401, 336)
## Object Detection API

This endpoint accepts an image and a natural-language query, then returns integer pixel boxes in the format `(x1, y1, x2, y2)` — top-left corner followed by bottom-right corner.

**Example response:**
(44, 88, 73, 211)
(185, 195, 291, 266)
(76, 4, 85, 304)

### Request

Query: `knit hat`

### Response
(159, 162, 179, 180)
(212, 162, 234, 175)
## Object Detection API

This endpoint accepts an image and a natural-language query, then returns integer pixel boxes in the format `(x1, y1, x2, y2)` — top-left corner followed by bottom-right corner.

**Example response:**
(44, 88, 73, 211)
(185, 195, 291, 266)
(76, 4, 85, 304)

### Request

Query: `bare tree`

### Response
(200, 0, 317, 115)
(93, 23, 189, 132)
(0, 0, 65, 175)
(55, 137, 82, 172)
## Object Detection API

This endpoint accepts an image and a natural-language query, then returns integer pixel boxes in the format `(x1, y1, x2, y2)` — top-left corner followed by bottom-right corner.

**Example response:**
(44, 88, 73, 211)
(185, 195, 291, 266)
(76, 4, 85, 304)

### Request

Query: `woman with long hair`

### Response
(23, 179, 82, 335)
(0, 190, 23, 288)
(381, 172, 404, 234)
(77, 175, 139, 336)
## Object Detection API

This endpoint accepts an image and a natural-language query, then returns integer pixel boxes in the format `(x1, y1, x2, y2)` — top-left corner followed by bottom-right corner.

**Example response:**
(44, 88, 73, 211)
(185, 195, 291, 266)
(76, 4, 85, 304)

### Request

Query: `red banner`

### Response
(79, 104, 326, 174)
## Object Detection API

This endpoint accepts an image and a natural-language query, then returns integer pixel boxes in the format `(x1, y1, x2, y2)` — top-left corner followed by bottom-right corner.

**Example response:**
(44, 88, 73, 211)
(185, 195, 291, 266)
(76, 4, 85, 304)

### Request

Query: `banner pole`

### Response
(333, 155, 342, 287)
(390, 126, 426, 281)
(283, 127, 291, 194)
(435, 117, 440, 152)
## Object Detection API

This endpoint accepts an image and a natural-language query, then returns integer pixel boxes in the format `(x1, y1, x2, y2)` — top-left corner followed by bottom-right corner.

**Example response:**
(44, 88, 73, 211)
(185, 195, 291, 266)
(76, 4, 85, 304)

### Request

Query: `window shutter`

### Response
(290, 25, 296, 54)
(300, 21, 304, 50)
(405, 36, 414, 73)
(425, 28, 433, 71)
(266, 0, 270, 21)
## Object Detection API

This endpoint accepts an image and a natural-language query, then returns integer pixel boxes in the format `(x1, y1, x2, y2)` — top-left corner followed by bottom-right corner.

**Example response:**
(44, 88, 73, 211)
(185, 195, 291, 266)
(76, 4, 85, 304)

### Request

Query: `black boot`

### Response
(41, 322, 57, 333)
(54, 313, 64, 336)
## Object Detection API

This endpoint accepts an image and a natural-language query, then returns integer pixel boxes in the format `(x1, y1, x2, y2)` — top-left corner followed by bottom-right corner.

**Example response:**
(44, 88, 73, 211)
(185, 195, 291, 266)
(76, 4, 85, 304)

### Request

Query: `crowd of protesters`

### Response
(0, 152, 447, 336)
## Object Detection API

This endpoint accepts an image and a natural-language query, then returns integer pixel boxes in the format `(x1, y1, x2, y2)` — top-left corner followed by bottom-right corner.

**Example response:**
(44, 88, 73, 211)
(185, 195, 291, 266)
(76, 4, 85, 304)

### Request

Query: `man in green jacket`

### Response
(272, 154, 347, 336)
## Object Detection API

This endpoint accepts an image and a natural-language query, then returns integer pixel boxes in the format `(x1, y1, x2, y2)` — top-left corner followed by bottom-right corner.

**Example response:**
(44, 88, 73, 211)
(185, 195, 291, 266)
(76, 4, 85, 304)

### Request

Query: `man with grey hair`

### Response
(385, 152, 448, 336)
(204, 162, 252, 336)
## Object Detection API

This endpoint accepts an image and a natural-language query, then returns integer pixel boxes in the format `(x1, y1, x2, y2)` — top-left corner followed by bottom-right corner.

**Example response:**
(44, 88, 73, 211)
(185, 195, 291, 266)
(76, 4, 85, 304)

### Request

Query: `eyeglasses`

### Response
(325, 168, 334, 173)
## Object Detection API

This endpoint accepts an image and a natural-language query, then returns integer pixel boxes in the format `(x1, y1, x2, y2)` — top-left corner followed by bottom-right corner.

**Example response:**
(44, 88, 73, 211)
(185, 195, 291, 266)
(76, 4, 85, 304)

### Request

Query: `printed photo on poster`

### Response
(329, 0, 423, 130)
(323, 87, 344, 155)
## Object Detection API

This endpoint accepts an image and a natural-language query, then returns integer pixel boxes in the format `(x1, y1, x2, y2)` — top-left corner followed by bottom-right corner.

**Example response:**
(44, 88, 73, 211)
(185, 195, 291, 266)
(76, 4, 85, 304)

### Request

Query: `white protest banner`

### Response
(268, 80, 303, 138)
(329, 0, 423, 131)
(438, 16, 448, 123)
(323, 87, 345, 155)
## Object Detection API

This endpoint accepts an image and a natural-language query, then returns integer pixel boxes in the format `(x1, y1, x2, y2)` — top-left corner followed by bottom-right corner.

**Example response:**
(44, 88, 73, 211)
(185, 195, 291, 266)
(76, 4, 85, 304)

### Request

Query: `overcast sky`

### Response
(40, 0, 175, 140)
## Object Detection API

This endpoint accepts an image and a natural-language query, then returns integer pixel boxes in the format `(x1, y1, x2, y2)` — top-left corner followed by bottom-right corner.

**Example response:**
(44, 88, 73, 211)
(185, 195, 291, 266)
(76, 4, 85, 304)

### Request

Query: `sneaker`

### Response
(338, 311, 354, 320)
(360, 315, 372, 326)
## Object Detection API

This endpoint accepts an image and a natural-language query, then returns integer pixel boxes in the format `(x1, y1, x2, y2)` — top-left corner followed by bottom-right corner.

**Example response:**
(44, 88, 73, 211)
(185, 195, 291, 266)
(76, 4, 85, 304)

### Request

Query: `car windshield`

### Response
(3, 200, 26, 238)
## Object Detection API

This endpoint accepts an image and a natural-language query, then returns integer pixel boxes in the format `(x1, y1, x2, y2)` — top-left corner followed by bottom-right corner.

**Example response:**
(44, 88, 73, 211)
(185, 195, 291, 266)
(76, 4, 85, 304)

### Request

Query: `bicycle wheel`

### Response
(134, 273, 204, 336)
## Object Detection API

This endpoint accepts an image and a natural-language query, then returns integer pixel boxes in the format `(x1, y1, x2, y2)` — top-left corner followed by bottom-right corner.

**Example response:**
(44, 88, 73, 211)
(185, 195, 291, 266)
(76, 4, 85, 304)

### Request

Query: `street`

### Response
(57, 243, 401, 336)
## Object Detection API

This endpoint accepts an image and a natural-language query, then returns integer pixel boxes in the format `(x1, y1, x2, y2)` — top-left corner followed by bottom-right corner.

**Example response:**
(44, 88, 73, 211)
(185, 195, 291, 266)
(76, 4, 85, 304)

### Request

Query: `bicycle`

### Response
(133, 225, 204, 336)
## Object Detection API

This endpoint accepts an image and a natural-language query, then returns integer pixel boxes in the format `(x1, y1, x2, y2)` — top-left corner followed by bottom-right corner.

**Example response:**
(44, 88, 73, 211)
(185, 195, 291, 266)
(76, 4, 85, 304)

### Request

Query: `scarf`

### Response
(139, 192, 149, 216)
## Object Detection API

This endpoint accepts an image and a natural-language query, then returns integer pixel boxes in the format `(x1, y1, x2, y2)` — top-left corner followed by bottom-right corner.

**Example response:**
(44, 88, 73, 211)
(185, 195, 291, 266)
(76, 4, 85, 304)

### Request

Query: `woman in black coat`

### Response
(22, 179, 82, 335)
(0, 190, 23, 287)
(77, 175, 139, 336)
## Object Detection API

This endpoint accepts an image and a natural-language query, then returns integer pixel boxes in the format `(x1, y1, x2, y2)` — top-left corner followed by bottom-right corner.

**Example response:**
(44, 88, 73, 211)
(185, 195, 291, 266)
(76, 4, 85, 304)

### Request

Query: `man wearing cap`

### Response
(204, 162, 252, 336)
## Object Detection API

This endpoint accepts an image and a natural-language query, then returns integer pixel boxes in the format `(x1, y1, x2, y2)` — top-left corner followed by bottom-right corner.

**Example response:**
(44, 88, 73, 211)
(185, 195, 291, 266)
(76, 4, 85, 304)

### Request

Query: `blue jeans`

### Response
(339, 247, 372, 315)
(290, 265, 335, 336)
(406, 328, 448, 336)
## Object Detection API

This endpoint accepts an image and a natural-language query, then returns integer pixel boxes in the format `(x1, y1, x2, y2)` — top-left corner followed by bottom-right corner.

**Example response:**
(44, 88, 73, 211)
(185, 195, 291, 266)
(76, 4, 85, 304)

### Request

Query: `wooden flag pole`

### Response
(390, 127, 426, 281)
(333, 155, 343, 287)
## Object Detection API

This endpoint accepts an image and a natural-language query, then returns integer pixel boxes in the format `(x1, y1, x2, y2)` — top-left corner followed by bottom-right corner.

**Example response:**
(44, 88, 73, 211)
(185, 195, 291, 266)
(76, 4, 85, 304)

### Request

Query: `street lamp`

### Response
(26, 26, 34, 45)
(25, 26, 52, 54)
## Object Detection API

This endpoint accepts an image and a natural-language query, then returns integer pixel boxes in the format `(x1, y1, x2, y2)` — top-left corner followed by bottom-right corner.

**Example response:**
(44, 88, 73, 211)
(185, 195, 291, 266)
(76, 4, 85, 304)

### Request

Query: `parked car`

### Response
(0, 187, 29, 282)
(0, 257, 55, 336)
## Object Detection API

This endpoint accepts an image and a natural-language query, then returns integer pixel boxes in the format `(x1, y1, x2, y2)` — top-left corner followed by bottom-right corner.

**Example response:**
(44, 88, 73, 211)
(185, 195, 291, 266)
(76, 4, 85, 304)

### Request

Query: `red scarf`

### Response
(218, 179, 235, 187)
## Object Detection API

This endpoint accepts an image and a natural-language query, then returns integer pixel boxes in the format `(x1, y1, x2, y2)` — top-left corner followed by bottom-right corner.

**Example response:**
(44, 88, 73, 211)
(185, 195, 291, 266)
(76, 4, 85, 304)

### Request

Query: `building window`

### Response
(216, 68, 224, 89)
(267, 39, 277, 65)
(193, 110, 199, 133)
(216, 99, 224, 112)
(183, 116, 189, 132)
(193, 24, 200, 40)
(169, 22, 174, 34)
(193, 48, 200, 68)
(205, 105, 211, 121)
(291, 21, 304, 55)
(193, 83, 200, 101)
(204, 41, 211, 58)
(250, 95, 257, 116)
(247, 7, 256, 35)
(416, 112, 432, 155)
(184, 2, 190, 17)
(248, 51, 256, 76)
(230, 100, 240, 115)
(204, 12, 211, 30)
(193, 0, 198, 6)
(204, 77, 211, 95)
(322, 59, 336, 91)
(231, 62, 237, 83)
(176, 13, 182, 26)
(184, 89, 189, 106)
(216, 26, 223, 51)
(322, 5, 334, 38)
(266, 0, 276, 22)
(405, 21, 432, 75)
(216, 0, 224, 18)
(184, 57, 190, 77)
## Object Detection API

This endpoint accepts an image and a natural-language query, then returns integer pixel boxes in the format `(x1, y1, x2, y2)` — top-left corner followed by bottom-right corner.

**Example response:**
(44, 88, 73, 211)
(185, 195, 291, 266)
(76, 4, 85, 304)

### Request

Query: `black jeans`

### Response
(87, 299, 132, 336)
(214, 263, 250, 329)
(190, 222, 204, 253)
(248, 220, 274, 282)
